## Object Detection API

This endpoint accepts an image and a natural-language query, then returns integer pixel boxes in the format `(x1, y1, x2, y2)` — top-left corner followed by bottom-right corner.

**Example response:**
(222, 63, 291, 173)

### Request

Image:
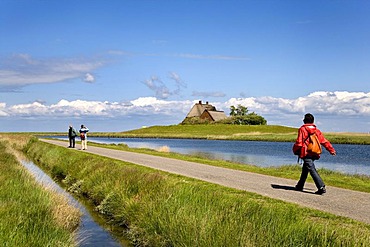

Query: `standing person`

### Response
(293, 113, 336, 195)
(79, 124, 89, 150)
(68, 125, 78, 148)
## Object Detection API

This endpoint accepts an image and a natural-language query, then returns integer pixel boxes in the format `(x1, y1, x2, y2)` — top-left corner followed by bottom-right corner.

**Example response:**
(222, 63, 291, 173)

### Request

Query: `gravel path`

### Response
(41, 139, 370, 225)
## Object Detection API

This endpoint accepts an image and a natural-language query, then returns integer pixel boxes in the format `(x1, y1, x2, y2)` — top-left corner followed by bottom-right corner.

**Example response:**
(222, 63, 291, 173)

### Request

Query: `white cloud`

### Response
(0, 103, 8, 116)
(2, 97, 194, 119)
(223, 91, 370, 116)
(130, 97, 193, 114)
(2, 91, 370, 118)
(218, 91, 370, 132)
(142, 76, 170, 99)
(9, 102, 48, 116)
(142, 73, 187, 99)
(84, 73, 95, 83)
(1, 91, 370, 132)
(0, 54, 105, 88)
(130, 97, 168, 107)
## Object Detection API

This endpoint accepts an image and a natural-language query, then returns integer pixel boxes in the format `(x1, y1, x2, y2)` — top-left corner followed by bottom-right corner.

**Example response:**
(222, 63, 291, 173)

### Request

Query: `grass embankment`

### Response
(25, 138, 370, 246)
(94, 125, 298, 141)
(92, 124, 370, 144)
(90, 141, 370, 193)
(0, 134, 80, 246)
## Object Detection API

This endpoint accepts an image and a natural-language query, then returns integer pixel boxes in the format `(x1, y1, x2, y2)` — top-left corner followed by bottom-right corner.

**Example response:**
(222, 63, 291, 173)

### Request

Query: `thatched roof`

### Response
(204, 110, 227, 121)
(186, 101, 216, 118)
(185, 100, 227, 122)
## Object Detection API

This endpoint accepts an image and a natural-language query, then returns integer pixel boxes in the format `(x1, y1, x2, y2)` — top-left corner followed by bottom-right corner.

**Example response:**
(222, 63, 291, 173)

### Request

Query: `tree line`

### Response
(219, 105, 267, 125)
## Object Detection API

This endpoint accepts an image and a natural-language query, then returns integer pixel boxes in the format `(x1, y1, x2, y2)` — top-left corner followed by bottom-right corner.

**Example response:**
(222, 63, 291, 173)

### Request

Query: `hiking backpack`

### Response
(307, 132, 322, 155)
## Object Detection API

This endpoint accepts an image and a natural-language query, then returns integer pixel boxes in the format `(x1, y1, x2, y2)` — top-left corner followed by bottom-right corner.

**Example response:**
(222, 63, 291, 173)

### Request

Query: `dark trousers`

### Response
(297, 157, 325, 189)
(69, 137, 75, 148)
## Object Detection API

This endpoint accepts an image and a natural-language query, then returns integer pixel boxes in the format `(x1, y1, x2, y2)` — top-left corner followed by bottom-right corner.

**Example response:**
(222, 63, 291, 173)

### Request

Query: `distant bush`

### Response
(214, 114, 266, 125)
(226, 105, 267, 125)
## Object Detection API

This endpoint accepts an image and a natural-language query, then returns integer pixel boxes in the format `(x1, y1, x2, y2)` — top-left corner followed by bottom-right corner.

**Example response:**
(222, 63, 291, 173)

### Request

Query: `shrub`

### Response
(181, 117, 210, 125)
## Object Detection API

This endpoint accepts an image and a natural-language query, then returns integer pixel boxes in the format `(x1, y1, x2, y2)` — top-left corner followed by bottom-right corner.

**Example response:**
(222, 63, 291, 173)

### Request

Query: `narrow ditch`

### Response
(19, 158, 130, 247)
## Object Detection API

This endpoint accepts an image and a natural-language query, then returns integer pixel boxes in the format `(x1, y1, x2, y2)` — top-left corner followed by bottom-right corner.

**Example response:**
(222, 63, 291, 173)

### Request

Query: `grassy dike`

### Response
(91, 124, 370, 145)
(25, 138, 370, 246)
(0, 135, 80, 246)
(91, 142, 370, 194)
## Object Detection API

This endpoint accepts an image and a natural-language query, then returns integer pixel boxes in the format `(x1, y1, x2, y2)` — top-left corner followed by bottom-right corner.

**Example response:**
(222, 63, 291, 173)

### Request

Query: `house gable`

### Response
(207, 110, 227, 121)
(185, 100, 227, 122)
(186, 100, 216, 118)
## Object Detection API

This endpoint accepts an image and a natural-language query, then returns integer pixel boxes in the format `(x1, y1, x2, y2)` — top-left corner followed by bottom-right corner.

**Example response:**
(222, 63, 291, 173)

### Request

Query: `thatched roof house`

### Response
(200, 109, 228, 122)
(184, 100, 227, 122)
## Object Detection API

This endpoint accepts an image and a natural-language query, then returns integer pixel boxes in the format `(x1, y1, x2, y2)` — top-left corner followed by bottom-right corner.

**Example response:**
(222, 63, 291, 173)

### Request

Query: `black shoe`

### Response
(315, 187, 326, 195)
(295, 185, 303, 191)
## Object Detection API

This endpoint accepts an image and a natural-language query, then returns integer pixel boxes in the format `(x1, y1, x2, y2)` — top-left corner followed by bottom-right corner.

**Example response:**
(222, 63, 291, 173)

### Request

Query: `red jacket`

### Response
(293, 124, 335, 159)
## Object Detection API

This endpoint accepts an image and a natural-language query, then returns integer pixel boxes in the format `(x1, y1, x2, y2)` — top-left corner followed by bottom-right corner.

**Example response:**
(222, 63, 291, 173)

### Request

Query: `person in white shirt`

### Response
(79, 124, 89, 150)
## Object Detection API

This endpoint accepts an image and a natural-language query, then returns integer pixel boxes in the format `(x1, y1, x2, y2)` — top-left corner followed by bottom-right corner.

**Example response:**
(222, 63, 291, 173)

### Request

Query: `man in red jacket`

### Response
(293, 113, 336, 195)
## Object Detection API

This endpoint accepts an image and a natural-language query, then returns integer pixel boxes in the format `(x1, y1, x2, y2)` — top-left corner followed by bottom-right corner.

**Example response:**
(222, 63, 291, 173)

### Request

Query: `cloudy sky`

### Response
(1, 0, 370, 133)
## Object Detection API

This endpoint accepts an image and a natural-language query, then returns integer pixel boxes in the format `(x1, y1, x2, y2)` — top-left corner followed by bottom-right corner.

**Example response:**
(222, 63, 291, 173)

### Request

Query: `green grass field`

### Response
(0, 135, 80, 247)
(89, 124, 370, 144)
(89, 141, 370, 193)
(3, 126, 370, 246)
(33, 124, 370, 144)
(24, 137, 370, 246)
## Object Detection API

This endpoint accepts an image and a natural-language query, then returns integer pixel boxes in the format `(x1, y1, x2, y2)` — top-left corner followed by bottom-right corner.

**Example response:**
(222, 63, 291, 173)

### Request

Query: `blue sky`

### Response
(1, 0, 370, 132)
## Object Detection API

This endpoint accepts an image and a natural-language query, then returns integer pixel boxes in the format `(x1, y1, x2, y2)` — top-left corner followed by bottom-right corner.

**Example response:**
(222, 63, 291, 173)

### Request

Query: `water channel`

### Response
(20, 158, 129, 246)
(50, 136, 370, 176)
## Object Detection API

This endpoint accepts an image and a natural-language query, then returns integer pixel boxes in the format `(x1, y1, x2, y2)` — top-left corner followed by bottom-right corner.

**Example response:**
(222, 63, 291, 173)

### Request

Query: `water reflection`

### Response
(189, 151, 276, 167)
(20, 159, 125, 247)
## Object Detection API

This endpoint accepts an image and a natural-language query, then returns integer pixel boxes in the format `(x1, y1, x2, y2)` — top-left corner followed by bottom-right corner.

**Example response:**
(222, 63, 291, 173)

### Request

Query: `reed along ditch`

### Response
(19, 158, 130, 247)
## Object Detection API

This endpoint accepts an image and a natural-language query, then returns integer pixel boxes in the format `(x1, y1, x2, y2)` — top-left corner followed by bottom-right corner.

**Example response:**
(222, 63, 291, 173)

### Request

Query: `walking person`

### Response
(293, 113, 336, 195)
(68, 125, 78, 148)
(79, 124, 89, 150)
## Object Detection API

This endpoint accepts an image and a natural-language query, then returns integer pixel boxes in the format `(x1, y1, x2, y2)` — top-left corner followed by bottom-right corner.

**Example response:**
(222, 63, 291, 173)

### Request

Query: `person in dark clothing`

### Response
(292, 113, 336, 195)
(68, 125, 78, 148)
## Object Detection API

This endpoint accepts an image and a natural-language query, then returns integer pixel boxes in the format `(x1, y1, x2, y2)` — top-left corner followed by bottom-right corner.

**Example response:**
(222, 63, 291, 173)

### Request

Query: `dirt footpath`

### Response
(41, 139, 370, 225)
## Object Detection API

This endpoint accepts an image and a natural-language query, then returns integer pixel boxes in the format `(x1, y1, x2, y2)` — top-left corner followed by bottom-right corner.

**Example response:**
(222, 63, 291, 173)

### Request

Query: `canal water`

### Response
(20, 159, 129, 247)
(50, 137, 370, 176)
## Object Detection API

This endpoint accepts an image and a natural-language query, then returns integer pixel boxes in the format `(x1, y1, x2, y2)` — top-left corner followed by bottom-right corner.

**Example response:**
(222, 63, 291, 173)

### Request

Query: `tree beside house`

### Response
(226, 104, 267, 125)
